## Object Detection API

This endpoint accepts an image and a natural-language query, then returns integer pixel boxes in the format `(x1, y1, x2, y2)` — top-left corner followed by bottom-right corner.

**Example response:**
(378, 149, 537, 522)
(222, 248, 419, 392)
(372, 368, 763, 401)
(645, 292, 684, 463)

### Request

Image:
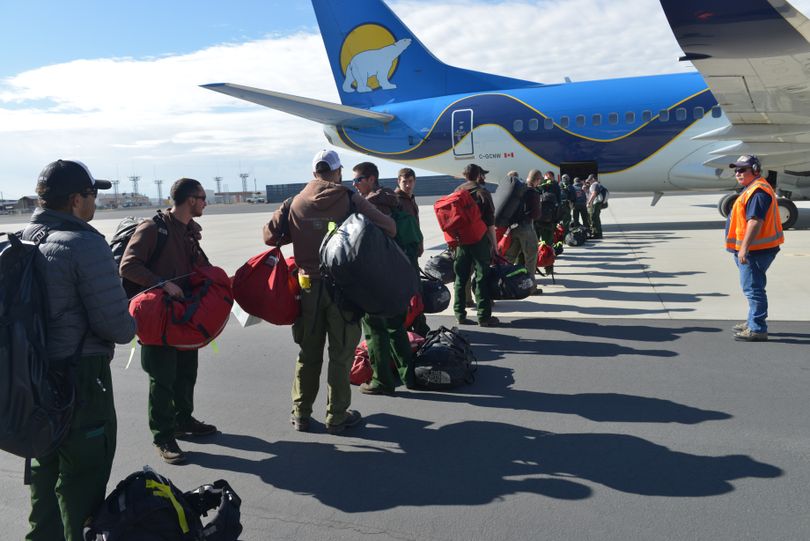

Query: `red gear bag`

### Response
(231, 247, 301, 325)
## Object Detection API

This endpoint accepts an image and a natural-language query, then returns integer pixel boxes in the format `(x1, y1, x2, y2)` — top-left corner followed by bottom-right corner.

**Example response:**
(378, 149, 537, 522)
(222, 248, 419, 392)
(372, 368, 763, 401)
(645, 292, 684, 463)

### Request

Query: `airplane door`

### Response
(452, 109, 474, 157)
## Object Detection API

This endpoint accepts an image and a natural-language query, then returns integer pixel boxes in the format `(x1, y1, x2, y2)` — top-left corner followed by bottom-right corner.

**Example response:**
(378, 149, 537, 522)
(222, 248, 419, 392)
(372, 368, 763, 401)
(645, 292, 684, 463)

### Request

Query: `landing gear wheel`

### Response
(718, 193, 738, 218)
(777, 198, 798, 229)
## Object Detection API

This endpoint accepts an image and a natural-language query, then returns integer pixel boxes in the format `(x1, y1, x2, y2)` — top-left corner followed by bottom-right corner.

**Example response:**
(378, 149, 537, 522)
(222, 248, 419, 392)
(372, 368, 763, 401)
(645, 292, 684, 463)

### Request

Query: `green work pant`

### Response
(589, 203, 603, 236)
(453, 235, 492, 321)
(561, 203, 572, 232)
(534, 221, 555, 247)
(27, 355, 116, 541)
(362, 312, 413, 392)
(141, 345, 198, 445)
(505, 223, 538, 276)
(291, 279, 361, 426)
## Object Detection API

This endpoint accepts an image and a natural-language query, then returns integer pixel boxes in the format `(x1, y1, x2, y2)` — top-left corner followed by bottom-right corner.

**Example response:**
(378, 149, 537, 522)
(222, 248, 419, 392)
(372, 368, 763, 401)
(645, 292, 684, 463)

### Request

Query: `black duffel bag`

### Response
(411, 326, 477, 390)
(565, 226, 588, 247)
(488, 257, 535, 300)
(423, 249, 455, 283)
(419, 269, 451, 313)
(320, 213, 419, 318)
(83, 467, 243, 541)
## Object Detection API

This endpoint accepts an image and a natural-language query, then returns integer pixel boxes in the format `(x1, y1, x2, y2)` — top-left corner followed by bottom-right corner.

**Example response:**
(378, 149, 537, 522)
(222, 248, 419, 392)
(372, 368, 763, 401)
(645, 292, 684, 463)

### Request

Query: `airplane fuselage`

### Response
(325, 72, 740, 192)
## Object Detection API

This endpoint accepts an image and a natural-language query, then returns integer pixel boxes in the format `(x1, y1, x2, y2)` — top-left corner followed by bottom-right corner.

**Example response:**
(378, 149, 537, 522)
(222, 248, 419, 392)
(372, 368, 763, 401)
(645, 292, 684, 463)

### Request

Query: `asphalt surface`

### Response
(0, 195, 808, 540)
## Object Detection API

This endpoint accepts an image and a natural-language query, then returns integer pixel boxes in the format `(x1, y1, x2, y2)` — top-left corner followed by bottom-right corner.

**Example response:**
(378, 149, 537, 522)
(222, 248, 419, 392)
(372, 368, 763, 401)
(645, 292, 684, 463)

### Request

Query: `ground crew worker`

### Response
(395, 167, 430, 337)
(263, 151, 396, 431)
(725, 155, 784, 342)
(586, 174, 605, 239)
(23, 159, 136, 541)
(353, 162, 416, 395)
(571, 177, 591, 230)
(505, 171, 541, 290)
(120, 178, 217, 465)
(454, 164, 499, 327)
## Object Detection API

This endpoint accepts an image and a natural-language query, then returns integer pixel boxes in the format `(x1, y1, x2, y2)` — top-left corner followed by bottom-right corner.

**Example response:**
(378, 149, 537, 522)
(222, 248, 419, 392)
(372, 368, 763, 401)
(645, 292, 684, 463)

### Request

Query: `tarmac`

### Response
(0, 193, 809, 540)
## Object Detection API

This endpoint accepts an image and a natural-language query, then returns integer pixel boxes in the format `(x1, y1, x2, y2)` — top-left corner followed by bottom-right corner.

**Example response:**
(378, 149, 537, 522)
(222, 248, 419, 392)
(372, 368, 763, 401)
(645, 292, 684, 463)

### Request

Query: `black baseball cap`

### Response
(462, 163, 489, 180)
(36, 160, 112, 197)
(729, 155, 760, 170)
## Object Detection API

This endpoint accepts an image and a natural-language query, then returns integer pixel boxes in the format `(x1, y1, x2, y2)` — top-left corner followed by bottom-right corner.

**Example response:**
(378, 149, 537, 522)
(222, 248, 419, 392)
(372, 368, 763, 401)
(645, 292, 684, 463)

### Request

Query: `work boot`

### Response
(290, 415, 311, 432)
(456, 315, 473, 325)
(732, 322, 748, 332)
(175, 417, 217, 438)
(359, 382, 395, 396)
(326, 410, 363, 435)
(734, 328, 768, 342)
(155, 439, 187, 465)
(478, 316, 501, 327)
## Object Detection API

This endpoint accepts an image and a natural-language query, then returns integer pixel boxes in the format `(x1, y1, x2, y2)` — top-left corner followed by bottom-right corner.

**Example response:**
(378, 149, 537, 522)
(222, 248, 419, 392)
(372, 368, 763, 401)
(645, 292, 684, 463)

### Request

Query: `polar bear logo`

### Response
(342, 38, 412, 93)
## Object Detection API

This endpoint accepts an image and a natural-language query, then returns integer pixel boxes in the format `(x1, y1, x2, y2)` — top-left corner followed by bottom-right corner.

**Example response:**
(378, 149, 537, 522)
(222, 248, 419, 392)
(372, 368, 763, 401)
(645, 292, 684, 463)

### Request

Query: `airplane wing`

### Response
(659, 0, 810, 170)
(201, 83, 395, 129)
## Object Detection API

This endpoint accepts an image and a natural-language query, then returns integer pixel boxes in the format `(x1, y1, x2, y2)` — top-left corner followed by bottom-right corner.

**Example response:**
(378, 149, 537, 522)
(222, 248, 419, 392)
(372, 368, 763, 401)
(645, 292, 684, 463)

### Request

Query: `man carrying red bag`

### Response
(120, 178, 217, 465)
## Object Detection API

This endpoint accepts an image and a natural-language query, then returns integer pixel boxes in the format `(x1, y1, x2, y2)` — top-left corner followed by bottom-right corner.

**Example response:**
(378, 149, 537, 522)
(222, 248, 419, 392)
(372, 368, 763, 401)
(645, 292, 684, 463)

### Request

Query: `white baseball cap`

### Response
(312, 149, 342, 173)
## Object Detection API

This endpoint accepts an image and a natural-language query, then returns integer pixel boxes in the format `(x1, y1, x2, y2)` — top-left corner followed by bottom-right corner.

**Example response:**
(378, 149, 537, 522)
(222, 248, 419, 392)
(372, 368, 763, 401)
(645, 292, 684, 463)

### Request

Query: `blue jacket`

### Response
(22, 208, 136, 361)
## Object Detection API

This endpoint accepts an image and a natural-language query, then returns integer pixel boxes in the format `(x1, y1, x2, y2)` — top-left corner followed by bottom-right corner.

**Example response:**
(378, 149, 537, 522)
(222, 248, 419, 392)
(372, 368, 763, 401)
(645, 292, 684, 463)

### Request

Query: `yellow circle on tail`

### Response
(340, 24, 398, 90)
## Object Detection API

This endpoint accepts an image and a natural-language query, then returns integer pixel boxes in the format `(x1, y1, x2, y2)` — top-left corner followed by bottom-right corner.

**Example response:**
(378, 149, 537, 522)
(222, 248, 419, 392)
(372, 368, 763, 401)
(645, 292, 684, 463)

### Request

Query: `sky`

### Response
(2, 0, 810, 199)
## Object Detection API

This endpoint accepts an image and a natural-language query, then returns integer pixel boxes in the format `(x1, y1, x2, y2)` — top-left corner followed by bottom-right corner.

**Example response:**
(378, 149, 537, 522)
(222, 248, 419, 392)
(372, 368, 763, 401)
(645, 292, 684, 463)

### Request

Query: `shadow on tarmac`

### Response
(505, 318, 721, 342)
(190, 414, 781, 511)
(606, 220, 726, 232)
(400, 365, 730, 424)
(493, 302, 697, 317)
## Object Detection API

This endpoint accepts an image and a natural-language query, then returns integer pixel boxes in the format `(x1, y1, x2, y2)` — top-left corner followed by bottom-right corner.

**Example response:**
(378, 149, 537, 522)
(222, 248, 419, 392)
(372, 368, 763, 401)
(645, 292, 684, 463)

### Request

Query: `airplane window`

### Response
(676, 108, 687, 121)
(642, 110, 652, 122)
(529, 118, 539, 131)
(608, 112, 619, 125)
(560, 116, 570, 128)
(514, 119, 524, 132)
(694, 107, 704, 119)
(576, 115, 585, 127)
(544, 117, 554, 130)
(625, 111, 635, 124)
(592, 114, 602, 126)
(712, 106, 722, 118)
(659, 109, 670, 122)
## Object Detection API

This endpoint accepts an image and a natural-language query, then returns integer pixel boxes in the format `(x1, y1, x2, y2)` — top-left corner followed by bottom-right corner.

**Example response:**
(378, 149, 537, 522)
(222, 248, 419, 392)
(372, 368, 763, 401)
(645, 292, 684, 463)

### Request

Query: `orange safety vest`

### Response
(725, 179, 784, 252)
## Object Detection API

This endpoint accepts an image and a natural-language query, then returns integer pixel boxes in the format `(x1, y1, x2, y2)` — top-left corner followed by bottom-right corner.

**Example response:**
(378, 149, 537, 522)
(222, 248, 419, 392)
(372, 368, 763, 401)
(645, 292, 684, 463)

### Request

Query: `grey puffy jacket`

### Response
(22, 208, 136, 361)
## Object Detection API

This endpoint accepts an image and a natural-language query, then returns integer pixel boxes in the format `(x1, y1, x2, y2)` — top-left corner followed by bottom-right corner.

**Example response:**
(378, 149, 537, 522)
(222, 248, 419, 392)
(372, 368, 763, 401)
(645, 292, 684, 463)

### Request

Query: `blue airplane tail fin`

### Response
(312, 0, 540, 108)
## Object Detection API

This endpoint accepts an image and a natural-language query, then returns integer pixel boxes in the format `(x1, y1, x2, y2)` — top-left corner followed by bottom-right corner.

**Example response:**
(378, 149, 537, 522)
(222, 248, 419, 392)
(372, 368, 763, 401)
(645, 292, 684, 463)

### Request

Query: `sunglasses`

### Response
(735, 167, 751, 174)
(352, 176, 367, 184)
(192, 193, 206, 201)
(80, 187, 99, 198)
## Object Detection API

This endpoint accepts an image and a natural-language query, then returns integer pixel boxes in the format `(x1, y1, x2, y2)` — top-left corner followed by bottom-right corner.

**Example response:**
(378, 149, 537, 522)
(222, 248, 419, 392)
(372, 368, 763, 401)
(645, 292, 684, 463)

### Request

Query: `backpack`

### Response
(419, 269, 451, 313)
(83, 467, 243, 541)
(565, 226, 588, 247)
(595, 184, 609, 204)
(434, 189, 487, 248)
(411, 326, 477, 390)
(538, 187, 558, 224)
(488, 258, 535, 300)
(352, 332, 426, 386)
(424, 249, 455, 284)
(493, 175, 527, 227)
(110, 214, 169, 298)
(130, 266, 233, 350)
(537, 241, 556, 269)
(0, 231, 84, 466)
(319, 213, 419, 319)
(232, 248, 300, 325)
(573, 184, 587, 207)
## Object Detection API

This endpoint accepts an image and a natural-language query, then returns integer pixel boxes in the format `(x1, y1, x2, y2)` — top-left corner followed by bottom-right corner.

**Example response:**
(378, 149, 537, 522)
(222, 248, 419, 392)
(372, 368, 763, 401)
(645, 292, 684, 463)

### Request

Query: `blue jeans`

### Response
(734, 251, 777, 333)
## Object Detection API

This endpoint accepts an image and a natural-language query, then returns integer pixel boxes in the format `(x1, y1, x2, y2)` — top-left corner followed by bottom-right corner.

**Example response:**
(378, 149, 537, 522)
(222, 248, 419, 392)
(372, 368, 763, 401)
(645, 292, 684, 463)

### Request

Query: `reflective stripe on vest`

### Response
(725, 179, 784, 251)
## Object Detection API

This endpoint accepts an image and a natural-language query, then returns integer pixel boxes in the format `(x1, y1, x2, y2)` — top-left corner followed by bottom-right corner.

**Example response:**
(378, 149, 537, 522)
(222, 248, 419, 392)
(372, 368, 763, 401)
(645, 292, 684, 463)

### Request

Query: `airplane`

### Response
(203, 0, 810, 229)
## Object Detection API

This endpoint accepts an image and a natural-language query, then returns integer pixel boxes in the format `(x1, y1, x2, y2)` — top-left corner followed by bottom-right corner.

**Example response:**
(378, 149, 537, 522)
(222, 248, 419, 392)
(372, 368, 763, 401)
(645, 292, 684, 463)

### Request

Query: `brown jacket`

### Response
(457, 181, 495, 227)
(263, 179, 396, 279)
(395, 188, 419, 222)
(366, 186, 400, 215)
(120, 210, 208, 289)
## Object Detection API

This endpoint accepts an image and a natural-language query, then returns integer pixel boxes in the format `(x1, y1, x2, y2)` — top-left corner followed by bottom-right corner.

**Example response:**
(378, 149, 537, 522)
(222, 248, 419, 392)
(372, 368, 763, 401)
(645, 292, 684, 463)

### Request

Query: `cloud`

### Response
(1, 0, 808, 197)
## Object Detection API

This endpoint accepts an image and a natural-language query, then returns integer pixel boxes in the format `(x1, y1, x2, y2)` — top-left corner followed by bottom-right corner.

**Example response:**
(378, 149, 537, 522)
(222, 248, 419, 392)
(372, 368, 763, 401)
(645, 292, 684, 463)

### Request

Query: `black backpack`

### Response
(424, 249, 455, 284)
(488, 258, 535, 300)
(0, 229, 85, 476)
(493, 175, 527, 227)
(110, 213, 169, 298)
(538, 187, 559, 224)
(320, 213, 419, 319)
(419, 270, 451, 313)
(411, 326, 477, 390)
(83, 467, 243, 541)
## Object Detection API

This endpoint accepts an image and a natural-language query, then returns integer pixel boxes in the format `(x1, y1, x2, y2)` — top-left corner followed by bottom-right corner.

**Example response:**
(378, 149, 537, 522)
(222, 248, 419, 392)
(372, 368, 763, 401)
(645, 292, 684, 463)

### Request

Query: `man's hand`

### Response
(737, 249, 749, 265)
(163, 281, 184, 298)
